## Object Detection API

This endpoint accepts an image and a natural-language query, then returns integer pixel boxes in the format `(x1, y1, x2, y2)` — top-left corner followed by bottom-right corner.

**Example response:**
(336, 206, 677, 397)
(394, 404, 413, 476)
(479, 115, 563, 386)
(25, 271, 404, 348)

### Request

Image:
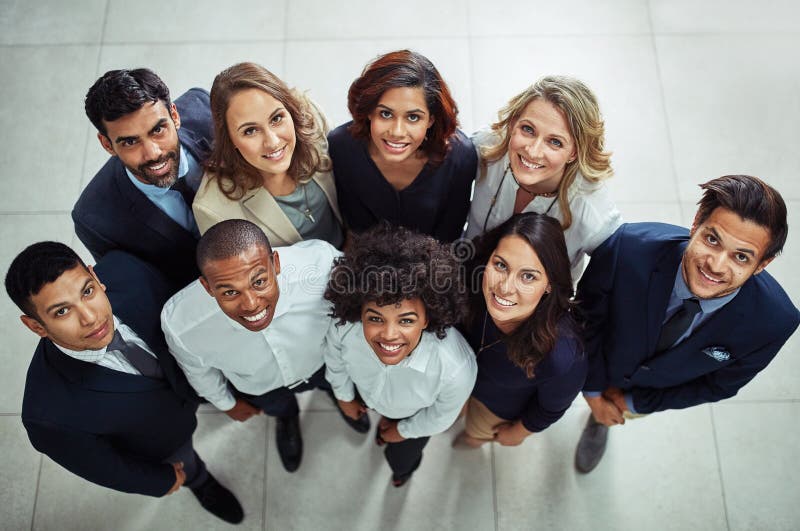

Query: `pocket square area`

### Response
(703, 346, 730, 362)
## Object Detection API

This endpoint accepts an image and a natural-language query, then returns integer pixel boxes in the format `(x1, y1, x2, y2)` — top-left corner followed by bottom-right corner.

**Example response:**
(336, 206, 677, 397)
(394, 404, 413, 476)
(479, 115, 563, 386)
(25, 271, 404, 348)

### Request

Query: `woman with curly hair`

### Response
(193, 62, 344, 248)
(323, 224, 477, 487)
(328, 49, 476, 242)
(464, 75, 621, 280)
(454, 213, 587, 448)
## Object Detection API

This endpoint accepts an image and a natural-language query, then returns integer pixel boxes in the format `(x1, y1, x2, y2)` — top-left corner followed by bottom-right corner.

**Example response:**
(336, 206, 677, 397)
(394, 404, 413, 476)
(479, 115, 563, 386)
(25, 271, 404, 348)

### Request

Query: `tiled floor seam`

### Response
(709, 406, 732, 531)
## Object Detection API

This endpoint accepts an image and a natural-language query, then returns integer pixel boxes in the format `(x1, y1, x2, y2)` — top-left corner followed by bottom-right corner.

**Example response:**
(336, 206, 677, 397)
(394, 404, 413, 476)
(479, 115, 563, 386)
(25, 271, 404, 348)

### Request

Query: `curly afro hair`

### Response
(325, 223, 466, 338)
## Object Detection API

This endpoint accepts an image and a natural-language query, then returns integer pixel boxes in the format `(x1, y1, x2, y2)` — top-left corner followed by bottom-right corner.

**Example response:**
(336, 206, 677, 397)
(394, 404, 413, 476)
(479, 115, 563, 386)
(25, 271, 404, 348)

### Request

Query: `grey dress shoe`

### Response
(575, 414, 609, 473)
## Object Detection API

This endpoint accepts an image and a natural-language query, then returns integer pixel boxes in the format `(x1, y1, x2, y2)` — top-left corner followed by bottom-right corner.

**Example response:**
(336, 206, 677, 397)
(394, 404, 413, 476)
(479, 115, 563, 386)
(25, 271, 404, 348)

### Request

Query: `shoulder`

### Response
(545, 317, 586, 376)
(471, 127, 500, 151)
(442, 129, 478, 170)
(327, 122, 356, 149)
(174, 88, 211, 112)
(193, 172, 241, 209)
(603, 222, 688, 253)
(276, 240, 340, 282)
(161, 280, 219, 337)
(437, 328, 478, 370)
(741, 271, 800, 333)
(74, 158, 127, 214)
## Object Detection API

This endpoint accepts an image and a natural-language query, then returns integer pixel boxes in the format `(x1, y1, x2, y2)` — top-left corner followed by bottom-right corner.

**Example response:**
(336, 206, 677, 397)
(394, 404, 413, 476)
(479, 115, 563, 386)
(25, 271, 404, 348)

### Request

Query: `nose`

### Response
(525, 137, 544, 159)
(707, 250, 726, 273)
(390, 118, 405, 138)
(76, 304, 97, 326)
(263, 128, 280, 149)
(241, 290, 259, 312)
(142, 139, 162, 162)
(496, 272, 514, 296)
(383, 321, 400, 340)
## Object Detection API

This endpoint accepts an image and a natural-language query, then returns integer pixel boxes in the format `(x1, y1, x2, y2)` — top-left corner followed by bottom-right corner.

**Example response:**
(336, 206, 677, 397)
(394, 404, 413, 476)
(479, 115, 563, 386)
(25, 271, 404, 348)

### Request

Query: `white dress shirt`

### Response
(324, 321, 478, 439)
(464, 129, 622, 281)
(55, 316, 157, 375)
(161, 240, 340, 411)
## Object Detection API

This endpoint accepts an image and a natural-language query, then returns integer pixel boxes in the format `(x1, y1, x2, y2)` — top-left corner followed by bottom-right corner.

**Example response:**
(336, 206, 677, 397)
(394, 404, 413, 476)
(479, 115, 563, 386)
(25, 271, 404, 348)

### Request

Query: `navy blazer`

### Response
(21, 251, 199, 497)
(577, 223, 799, 413)
(72, 88, 213, 293)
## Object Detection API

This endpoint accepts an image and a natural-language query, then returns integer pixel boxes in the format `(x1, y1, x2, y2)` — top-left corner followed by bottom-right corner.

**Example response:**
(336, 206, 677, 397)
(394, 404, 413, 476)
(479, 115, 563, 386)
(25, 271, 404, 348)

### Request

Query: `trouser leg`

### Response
(384, 435, 430, 479)
(164, 438, 208, 489)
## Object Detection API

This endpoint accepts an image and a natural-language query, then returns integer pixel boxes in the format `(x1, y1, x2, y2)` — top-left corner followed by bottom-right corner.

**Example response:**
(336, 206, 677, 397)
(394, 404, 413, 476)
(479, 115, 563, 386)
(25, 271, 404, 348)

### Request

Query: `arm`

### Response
(24, 419, 175, 497)
(397, 356, 478, 439)
(432, 140, 477, 242)
(322, 321, 356, 402)
(191, 192, 226, 236)
(72, 210, 115, 261)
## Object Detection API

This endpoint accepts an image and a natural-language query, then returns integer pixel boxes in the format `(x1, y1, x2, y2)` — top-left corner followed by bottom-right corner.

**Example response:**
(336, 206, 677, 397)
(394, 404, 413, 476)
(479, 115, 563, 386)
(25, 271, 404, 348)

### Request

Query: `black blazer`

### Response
(72, 88, 213, 293)
(21, 251, 199, 497)
(577, 223, 799, 413)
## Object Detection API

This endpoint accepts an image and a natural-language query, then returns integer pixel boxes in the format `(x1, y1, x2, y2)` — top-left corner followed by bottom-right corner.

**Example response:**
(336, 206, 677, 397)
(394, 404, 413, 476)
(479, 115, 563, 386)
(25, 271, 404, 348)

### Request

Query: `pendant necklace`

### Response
(300, 183, 315, 223)
(478, 311, 503, 354)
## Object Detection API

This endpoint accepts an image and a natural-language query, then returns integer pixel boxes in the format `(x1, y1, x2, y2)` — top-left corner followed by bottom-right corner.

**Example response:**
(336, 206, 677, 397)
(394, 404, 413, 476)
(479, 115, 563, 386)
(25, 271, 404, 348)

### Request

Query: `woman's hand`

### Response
(494, 420, 532, 446)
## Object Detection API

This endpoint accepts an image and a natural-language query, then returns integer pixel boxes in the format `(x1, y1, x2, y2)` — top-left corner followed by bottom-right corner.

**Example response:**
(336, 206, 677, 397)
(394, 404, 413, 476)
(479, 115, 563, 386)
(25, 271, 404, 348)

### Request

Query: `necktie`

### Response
(170, 176, 196, 205)
(655, 298, 702, 352)
(107, 330, 164, 379)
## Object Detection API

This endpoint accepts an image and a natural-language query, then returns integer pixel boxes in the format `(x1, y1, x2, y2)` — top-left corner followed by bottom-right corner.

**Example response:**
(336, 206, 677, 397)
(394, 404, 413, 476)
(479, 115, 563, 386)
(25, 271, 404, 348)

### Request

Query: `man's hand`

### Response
(337, 398, 367, 421)
(584, 394, 624, 426)
(377, 417, 405, 444)
(225, 398, 262, 422)
(603, 387, 629, 414)
(166, 462, 186, 495)
(494, 421, 532, 446)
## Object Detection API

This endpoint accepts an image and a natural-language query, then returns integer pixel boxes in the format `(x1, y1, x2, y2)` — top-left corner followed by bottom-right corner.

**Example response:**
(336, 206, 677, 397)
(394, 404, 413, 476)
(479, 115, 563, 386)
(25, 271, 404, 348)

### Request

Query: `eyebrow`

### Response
(249, 267, 270, 282)
(493, 253, 542, 275)
(706, 227, 756, 256)
(517, 118, 568, 142)
(376, 103, 426, 116)
(236, 106, 285, 132)
(114, 118, 169, 145)
(45, 278, 92, 314)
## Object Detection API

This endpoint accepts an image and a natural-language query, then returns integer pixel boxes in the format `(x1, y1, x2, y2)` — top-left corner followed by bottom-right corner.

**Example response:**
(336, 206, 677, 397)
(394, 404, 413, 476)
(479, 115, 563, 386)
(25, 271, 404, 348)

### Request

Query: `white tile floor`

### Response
(0, 1, 798, 529)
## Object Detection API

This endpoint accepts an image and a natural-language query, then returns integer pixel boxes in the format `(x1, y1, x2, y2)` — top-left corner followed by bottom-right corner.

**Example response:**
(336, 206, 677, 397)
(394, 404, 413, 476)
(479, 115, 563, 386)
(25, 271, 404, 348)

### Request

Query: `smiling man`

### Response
(574, 175, 799, 474)
(161, 219, 369, 473)
(73, 68, 213, 293)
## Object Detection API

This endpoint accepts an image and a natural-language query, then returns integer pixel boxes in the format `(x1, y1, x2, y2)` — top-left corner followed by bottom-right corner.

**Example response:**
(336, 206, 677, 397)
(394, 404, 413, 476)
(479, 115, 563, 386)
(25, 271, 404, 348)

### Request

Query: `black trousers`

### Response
(384, 432, 430, 479)
(236, 366, 330, 418)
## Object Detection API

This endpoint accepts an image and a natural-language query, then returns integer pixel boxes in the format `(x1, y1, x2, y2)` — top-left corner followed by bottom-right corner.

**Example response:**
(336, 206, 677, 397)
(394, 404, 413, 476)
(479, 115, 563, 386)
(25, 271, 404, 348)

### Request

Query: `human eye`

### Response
(271, 113, 284, 126)
(54, 307, 69, 317)
(367, 315, 383, 323)
(521, 272, 536, 282)
(223, 289, 238, 297)
(121, 139, 137, 147)
(253, 277, 271, 289)
(520, 124, 534, 135)
(549, 138, 563, 148)
(407, 113, 420, 123)
(379, 110, 392, 119)
(400, 318, 416, 325)
(243, 126, 258, 136)
(734, 252, 750, 263)
(705, 234, 718, 245)
(493, 259, 507, 271)
(83, 285, 95, 297)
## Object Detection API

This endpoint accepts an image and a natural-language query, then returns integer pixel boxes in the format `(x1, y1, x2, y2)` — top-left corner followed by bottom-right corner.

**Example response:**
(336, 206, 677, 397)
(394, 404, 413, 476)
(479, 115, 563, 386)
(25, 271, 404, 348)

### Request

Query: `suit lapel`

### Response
(314, 173, 343, 224)
(645, 241, 686, 355)
(242, 187, 301, 245)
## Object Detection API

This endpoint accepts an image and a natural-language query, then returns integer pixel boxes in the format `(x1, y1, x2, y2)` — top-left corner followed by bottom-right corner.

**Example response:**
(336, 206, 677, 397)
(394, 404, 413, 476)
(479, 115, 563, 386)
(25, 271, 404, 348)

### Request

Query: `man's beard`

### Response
(128, 148, 180, 188)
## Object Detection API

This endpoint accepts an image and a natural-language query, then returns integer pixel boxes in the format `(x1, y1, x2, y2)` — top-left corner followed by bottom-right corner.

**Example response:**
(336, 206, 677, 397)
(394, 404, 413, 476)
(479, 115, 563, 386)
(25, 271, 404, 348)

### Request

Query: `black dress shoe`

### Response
(325, 389, 371, 434)
(275, 415, 303, 472)
(391, 472, 413, 488)
(575, 414, 609, 474)
(190, 473, 244, 524)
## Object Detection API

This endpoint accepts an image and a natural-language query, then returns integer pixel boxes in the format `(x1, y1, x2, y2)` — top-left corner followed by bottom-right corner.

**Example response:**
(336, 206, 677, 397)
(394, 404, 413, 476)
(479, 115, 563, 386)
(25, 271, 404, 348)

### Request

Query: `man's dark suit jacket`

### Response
(72, 88, 213, 293)
(577, 222, 799, 414)
(21, 251, 199, 497)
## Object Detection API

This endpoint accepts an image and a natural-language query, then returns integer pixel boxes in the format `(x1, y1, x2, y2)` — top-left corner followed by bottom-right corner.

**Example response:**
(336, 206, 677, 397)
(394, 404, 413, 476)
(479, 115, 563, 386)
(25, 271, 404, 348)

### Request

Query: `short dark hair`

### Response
(467, 213, 576, 377)
(325, 223, 466, 339)
(347, 49, 459, 165)
(196, 219, 273, 275)
(85, 68, 172, 137)
(5, 241, 87, 320)
(695, 175, 788, 260)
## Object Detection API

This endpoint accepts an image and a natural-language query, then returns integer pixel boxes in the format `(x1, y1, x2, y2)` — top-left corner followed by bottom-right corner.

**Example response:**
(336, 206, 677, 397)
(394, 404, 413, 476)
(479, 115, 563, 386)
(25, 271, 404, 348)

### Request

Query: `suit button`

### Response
(641, 365, 650, 371)
(623, 376, 631, 383)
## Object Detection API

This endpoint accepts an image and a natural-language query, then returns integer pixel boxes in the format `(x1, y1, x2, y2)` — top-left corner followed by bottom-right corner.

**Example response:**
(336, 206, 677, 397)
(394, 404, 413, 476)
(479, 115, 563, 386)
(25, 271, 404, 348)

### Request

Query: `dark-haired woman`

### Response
(324, 224, 477, 486)
(328, 49, 476, 242)
(455, 212, 587, 448)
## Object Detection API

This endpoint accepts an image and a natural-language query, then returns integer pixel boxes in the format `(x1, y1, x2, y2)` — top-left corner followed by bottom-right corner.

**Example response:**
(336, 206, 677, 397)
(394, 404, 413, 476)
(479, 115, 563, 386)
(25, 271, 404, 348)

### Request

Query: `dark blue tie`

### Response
(656, 298, 702, 352)
(107, 330, 164, 379)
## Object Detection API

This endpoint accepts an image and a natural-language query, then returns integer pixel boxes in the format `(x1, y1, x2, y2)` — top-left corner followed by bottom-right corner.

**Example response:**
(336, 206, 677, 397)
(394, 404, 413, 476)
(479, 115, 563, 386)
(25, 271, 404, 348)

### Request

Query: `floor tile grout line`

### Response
(645, 0, 683, 210)
(709, 406, 732, 531)
(491, 443, 499, 531)
(281, 0, 289, 76)
(30, 454, 43, 531)
(262, 417, 270, 531)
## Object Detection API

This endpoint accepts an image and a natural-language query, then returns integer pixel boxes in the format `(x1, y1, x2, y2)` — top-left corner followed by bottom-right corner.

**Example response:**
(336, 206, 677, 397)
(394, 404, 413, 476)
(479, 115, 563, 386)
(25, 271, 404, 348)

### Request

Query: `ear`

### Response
(272, 251, 281, 276)
(169, 103, 181, 130)
(87, 265, 107, 293)
(754, 256, 775, 275)
(198, 276, 214, 297)
(21, 315, 48, 338)
(97, 132, 116, 157)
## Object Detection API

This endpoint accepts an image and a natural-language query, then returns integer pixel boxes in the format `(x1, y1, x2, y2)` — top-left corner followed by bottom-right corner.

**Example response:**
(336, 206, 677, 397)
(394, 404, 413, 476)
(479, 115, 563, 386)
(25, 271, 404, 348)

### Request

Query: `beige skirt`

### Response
(463, 396, 512, 441)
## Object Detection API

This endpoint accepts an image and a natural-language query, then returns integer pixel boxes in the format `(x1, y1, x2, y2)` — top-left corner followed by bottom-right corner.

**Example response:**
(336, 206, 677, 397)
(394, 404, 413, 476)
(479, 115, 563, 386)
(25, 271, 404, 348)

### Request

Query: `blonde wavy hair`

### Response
(481, 75, 613, 230)
(206, 62, 331, 200)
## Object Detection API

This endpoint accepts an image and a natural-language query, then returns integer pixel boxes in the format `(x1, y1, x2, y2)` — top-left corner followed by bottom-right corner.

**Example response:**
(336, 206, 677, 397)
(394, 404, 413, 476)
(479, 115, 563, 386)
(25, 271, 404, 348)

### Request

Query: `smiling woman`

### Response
(328, 50, 477, 242)
(192, 62, 344, 249)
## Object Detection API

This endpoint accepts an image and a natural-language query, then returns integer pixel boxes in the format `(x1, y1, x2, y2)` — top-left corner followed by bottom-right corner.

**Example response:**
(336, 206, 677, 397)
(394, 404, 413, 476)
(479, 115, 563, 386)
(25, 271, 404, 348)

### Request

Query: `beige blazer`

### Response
(192, 170, 342, 247)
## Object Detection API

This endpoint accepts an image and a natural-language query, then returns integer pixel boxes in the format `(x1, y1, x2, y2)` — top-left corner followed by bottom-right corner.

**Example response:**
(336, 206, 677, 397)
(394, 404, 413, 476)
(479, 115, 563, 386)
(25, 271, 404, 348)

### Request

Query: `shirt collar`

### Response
(125, 144, 188, 196)
(54, 316, 121, 362)
(673, 266, 739, 313)
(394, 331, 434, 372)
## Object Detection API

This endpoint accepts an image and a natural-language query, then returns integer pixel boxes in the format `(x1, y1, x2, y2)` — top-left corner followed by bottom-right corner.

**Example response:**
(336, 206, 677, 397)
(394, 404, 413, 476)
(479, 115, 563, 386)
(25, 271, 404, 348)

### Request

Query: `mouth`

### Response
(518, 154, 544, 170)
(262, 146, 286, 161)
(241, 307, 270, 328)
(698, 267, 723, 285)
(491, 292, 517, 308)
(382, 139, 411, 154)
(85, 319, 110, 340)
(374, 340, 407, 360)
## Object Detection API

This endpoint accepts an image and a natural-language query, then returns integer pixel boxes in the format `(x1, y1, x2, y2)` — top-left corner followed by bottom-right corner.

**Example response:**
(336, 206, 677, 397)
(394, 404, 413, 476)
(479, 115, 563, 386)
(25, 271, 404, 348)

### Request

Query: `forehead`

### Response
(517, 98, 571, 136)
(493, 235, 545, 269)
(696, 207, 771, 257)
(29, 265, 93, 311)
(364, 297, 426, 316)
(377, 86, 429, 112)
(202, 244, 273, 283)
(226, 88, 284, 124)
(103, 100, 171, 137)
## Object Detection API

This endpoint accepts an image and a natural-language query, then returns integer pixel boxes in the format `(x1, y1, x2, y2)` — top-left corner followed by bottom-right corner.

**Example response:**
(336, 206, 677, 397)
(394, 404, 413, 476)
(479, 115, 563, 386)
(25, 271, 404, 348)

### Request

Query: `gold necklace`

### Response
(508, 163, 558, 198)
(478, 311, 503, 354)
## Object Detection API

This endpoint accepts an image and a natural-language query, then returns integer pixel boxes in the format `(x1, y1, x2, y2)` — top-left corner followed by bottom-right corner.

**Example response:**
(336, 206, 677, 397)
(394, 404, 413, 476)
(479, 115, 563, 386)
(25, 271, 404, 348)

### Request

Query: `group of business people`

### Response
(4, 49, 798, 525)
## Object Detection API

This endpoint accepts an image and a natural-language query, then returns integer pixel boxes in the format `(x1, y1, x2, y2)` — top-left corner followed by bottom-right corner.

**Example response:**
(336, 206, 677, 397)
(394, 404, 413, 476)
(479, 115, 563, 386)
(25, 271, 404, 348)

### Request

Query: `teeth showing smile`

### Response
(149, 161, 167, 171)
(263, 147, 285, 159)
(242, 308, 268, 322)
(699, 268, 722, 284)
(493, 293, 516, 307)
(379, 342, 403, 352)
(519, 155, 544, 170)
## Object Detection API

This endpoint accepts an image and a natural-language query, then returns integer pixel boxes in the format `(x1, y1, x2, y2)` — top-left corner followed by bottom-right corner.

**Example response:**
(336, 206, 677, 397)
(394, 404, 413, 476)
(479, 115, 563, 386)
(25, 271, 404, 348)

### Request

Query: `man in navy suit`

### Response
(574, 175, 799, 473)
(5, 242, 243, 524)
(72, 68, 213, 293)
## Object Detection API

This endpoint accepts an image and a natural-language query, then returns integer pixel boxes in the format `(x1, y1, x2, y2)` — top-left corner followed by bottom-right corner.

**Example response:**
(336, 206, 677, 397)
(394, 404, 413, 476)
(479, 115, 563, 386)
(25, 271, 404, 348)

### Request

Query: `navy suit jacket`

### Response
(72, 88, 213, 293)
(577, 223, 799, 413)
(21, 251, 199, 497)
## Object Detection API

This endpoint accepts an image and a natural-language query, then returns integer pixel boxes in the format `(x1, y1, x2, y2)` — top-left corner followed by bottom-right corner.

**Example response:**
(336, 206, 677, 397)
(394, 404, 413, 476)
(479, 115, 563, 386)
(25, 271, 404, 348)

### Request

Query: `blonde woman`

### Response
(194, 62, 344, 248)
(464, 76, 621, 279)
